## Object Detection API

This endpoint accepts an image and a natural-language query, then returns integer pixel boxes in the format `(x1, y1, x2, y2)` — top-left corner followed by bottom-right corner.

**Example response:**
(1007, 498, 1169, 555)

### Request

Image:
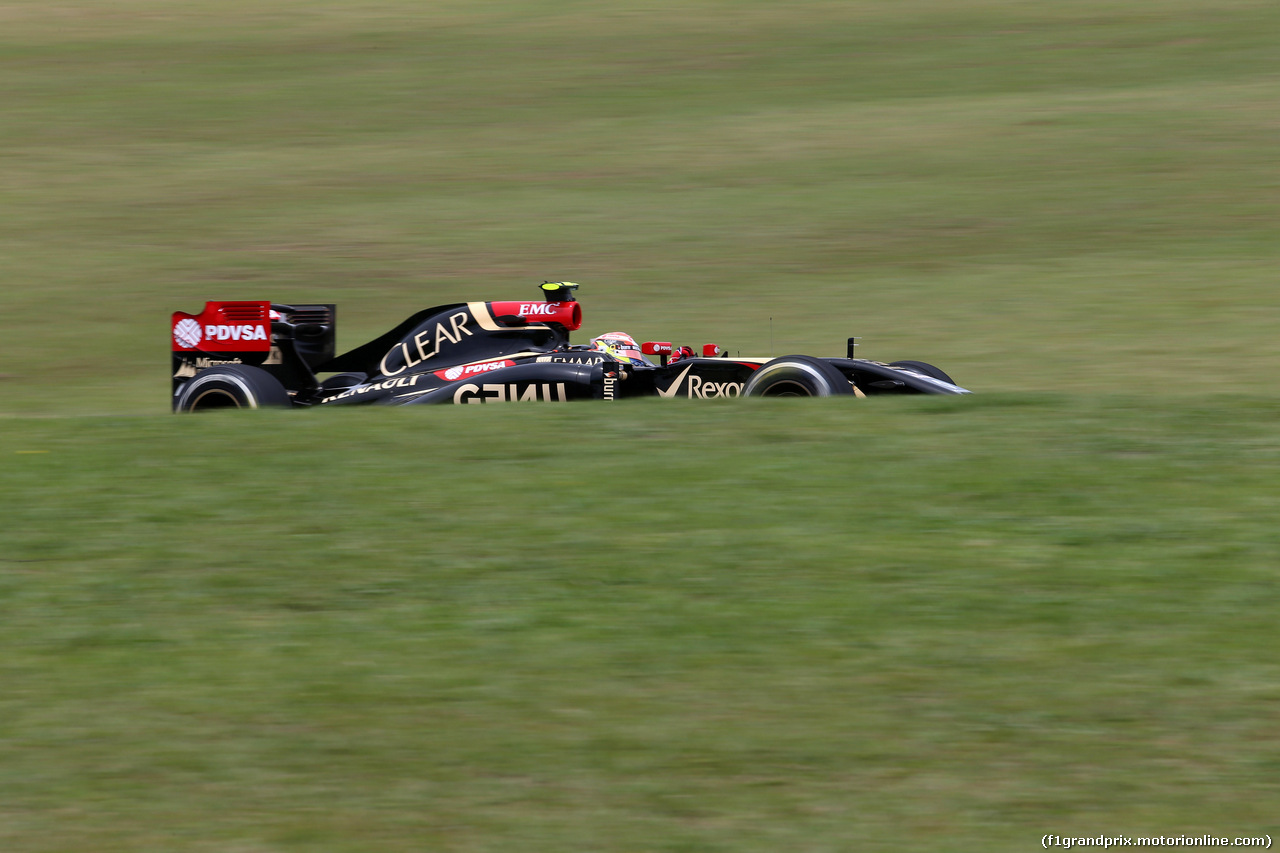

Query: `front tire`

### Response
(743, 356, 854, 397)
(174, 365, 292, 412)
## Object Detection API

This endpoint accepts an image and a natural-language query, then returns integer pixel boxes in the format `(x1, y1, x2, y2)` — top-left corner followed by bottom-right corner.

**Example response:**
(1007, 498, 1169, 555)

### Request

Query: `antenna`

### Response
(770, 317, 773, 355)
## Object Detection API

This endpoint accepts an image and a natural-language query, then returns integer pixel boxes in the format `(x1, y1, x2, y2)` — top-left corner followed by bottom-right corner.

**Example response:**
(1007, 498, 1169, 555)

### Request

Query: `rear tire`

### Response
(889, 360, 955, 384)
(744, 356, 854, 397)
(174, 365, 292, 412)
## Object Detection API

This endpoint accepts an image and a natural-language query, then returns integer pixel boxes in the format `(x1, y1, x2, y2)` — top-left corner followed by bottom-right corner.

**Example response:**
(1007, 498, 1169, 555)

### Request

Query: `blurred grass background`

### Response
(2, 1, 1279, 850)
(3, 0, 1277, 409)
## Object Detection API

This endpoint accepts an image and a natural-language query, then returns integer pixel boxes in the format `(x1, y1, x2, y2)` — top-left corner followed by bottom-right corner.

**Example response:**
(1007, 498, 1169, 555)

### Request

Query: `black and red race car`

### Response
(170, 282, 968, 411)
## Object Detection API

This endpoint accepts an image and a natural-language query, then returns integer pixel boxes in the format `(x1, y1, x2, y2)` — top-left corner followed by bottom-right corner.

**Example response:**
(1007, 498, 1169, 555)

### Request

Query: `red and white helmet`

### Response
(590, 332, 649, 365)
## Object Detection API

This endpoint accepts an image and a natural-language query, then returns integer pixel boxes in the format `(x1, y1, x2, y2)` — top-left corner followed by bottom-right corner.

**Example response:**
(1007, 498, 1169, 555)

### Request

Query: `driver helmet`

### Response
(590, 332, 649, 365)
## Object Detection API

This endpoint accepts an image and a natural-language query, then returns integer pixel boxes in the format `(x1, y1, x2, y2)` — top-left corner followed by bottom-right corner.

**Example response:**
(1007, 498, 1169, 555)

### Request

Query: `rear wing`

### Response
(171, 301, 336, 396)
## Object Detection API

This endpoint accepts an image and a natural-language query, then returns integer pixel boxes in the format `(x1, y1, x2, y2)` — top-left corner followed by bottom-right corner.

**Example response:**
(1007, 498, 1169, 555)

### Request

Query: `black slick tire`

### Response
(174, 365, 292, 412)
(743, 356, 854, 397)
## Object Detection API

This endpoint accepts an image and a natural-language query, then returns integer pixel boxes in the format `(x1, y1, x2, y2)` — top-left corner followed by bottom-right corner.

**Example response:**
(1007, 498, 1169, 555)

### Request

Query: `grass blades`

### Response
(3, 398, 1279, 850)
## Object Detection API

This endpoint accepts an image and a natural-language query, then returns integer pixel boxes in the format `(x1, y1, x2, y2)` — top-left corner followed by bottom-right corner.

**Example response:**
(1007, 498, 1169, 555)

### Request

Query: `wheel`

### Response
(174, 365, 292, 412)
(888, 360, 956, 384)
(743, 356, 854, 397)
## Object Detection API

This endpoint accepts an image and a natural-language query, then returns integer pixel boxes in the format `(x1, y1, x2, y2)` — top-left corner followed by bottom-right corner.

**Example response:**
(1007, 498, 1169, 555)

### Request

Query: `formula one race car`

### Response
(171, 282, 969, 411)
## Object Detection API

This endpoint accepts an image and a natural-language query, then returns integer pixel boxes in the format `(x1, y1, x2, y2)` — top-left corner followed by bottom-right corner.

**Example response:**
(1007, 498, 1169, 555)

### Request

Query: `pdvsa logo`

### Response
(173, 318, 203, 348)
(436, 360, 515, 382)
(204, 324, 268, 342)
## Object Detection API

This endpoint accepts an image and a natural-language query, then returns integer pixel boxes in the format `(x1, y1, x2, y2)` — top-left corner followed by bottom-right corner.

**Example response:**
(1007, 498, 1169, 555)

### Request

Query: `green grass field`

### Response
(2, 1, 1278, 850)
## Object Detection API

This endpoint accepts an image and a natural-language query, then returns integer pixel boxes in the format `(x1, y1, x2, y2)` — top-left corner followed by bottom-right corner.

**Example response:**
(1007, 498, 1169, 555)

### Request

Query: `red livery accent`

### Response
(171, 301, 272, 353)
(488, 301, 582, 331)
(642, 342, 673, 355)
(702, 344, 722, 357)
(433, 360, 517, 382)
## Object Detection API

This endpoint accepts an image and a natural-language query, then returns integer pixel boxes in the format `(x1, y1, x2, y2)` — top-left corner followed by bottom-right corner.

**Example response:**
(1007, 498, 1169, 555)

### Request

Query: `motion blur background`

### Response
(4, 0, 1277, 409)
(2, 2, 1278, 850)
